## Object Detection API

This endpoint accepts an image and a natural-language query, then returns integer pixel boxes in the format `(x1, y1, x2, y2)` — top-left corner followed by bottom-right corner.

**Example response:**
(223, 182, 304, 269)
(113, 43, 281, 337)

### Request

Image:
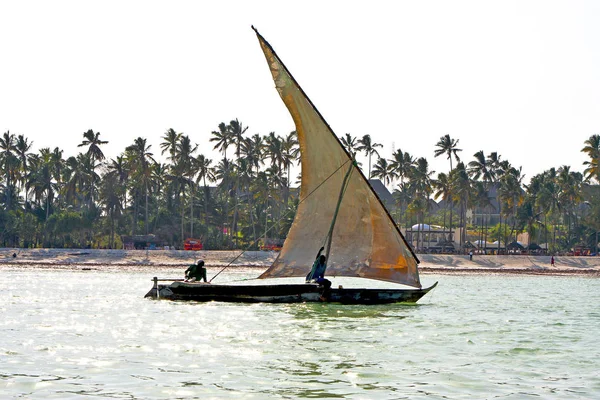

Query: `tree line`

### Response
(1, 124, 600, 253)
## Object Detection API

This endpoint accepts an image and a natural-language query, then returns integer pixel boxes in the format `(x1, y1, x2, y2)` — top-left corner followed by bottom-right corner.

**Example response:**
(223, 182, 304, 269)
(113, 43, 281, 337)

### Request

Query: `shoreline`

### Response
(1, 248, 600, 276)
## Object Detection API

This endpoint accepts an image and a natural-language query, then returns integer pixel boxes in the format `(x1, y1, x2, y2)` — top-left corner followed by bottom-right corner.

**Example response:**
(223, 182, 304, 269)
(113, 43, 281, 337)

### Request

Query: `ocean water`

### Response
(1, 267, 599, 399)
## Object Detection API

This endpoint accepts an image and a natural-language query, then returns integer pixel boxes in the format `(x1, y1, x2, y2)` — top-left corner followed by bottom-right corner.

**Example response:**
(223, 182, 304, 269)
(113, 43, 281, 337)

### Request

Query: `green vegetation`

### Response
(1, 126, 600, 254)
(0, 124, 299, 250)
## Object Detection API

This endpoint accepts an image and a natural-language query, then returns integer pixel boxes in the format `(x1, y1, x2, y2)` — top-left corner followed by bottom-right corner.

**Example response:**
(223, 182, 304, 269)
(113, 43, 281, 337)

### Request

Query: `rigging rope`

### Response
(209, 159, 352, 282)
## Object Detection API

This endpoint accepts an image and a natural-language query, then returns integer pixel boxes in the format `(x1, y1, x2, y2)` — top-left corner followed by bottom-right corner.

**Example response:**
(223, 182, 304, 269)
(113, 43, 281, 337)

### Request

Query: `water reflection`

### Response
(284, 302, 414, 321)
(2, 269, 600, 398)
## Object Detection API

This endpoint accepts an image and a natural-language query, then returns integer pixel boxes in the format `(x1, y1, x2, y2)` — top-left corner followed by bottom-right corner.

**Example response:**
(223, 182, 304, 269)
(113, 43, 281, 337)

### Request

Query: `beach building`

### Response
(404, 223, 455, 253)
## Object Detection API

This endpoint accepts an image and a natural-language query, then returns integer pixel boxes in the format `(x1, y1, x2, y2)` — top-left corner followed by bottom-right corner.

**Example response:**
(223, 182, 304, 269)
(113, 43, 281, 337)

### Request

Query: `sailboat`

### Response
(145, 27, 437, 304)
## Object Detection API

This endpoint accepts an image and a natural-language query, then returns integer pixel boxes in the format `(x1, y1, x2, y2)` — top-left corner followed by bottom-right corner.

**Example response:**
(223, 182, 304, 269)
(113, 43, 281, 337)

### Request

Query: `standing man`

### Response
(185, 260, 207, 283)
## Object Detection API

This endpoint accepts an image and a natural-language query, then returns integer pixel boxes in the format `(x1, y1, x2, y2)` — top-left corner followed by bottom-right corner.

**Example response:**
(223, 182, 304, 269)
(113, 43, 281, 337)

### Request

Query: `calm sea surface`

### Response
(1, 267, 599, 399)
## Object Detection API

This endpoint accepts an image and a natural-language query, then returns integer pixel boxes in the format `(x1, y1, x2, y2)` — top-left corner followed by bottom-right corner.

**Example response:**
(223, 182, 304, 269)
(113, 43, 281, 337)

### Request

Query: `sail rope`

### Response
(209, 159, 352, 282)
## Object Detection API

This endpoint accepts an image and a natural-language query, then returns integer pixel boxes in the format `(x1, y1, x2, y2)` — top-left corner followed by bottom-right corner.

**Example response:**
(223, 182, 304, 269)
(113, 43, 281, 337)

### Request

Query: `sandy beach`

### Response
(1, 248, 600, 276)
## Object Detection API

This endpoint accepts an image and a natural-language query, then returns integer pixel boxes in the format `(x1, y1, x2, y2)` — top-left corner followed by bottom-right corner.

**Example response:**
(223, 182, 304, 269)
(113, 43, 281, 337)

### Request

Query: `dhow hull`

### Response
(145, 281, 437, 305)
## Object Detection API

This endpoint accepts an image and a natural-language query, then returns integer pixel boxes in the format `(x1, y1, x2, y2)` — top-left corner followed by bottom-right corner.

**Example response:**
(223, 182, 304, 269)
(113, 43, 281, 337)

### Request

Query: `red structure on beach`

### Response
(184, 238, 203, 251)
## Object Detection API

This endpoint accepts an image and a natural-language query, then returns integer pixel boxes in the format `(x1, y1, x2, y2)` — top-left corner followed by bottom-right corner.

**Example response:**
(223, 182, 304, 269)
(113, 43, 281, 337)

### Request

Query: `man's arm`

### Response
(315, 246, 324, 259)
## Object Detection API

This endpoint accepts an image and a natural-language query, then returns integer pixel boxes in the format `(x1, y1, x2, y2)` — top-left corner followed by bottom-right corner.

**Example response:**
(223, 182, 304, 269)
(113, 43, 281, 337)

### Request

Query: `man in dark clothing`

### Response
(185, 260, 207, 282)
(306, 247, 332, 300)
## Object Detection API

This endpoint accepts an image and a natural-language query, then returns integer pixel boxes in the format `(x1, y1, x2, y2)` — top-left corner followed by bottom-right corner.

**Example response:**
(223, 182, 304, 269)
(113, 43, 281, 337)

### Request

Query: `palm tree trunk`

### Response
(110, 211, 115, 249)
(133, 194, 138, 235)
(6, 173, 11, 210)
(247, 183, 257, 244)
(285, 167, 291, 207)
(460, 200, 466, 250)
(484, 208, 488, 249)
(145, 182, 149, 235)
(203, 176, 209, 231)
(190, 185, 194, 238)
(233, 188, 239, 248)
(153, 190, 160, 233)
(498, 204, 502, 254)
(181, 190, 185, 242)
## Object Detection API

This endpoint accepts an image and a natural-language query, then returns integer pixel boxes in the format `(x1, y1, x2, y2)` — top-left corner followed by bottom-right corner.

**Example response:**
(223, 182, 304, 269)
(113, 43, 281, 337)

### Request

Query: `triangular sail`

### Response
(254, 28, 421, 288)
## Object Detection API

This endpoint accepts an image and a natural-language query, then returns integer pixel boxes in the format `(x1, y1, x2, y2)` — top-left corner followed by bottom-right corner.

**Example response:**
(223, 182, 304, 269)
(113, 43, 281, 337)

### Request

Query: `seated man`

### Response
(185, 260, 207, 283)
(306, 247, 332, 296)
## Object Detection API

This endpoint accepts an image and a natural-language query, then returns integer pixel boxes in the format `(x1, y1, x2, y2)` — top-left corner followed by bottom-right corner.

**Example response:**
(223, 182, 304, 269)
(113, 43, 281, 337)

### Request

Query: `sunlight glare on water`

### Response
(1, 267, 599, 399)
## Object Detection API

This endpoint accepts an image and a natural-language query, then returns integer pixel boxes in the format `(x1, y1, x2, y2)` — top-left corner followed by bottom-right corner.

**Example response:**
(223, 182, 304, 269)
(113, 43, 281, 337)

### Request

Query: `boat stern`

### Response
(145, 277, 176, 300)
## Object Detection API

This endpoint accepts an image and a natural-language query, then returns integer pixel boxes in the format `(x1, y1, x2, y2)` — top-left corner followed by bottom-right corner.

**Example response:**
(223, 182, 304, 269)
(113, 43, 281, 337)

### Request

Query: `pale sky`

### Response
(1, 1, 599, 186)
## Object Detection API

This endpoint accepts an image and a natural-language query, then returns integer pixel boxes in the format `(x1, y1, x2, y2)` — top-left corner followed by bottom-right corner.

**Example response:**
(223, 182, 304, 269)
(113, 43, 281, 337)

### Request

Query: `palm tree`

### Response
(172, 135, 198, 239)
(77, 130, 107, 209)
(281, 131, 299, 206)
(450, 162, 472, 249)
(371, 157, 397, 186)
(194, 154, 215, 232)
(527, 170, 557, 248)
(235, 158, 258, 243)
(105, 155, 130, 211)
(210, 122, 233, 162)
(468, 151, 496, 184)
(160, 128, 182, 163)
(432, 172, 453, 248)
(340, 133, 359, 157)
(434, 134, 462, 171)
(498, 166, 524, 246)
(468, 151, 497, 245)
(228, 119, 249, 245)
(78, 129, 108, 164)
(265, 132, 284, 170)
(50, 148, 64, 186)
(472, 181, 493, 246)
(149, 162, 168, 233)
(213, 157, 235, 244)
(126, 137, 155, 235)
(241, 134, 265, 176)
(487, 152, 502, 175)
(0, 131, 19, 210)
(434, 135, 461, 241)
(583, 195, 600, 255)
(490, 155, 512, 251)
(557, 165, 583, 248)
(214, 158, 234, 191)
(63, 153, 97, 209)
(99, 170, 124, 249)
(357, 134, 383, 179)
(30, 148, 58, 220)
(229, 119, 249, 160)
(211, 122, 235, 243)
(15, 134, 33, 208)
(219, 121, 247, 245)
(407, 157, 434, 250)
(519, 195, 543, 249)
(390, 149, 415, 184)
(392, 181, 412, 227)
(409, 157, 434, 197)
(582, 134, 600, 183)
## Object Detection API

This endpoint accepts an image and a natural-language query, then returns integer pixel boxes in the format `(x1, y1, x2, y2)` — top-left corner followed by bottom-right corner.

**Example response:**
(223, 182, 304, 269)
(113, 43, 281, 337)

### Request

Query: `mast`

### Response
(324, 160, 355, 265)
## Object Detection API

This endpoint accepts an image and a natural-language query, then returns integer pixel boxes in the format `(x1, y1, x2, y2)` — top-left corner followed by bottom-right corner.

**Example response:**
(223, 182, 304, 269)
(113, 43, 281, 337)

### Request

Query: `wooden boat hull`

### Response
(145, 281, 437, 304)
